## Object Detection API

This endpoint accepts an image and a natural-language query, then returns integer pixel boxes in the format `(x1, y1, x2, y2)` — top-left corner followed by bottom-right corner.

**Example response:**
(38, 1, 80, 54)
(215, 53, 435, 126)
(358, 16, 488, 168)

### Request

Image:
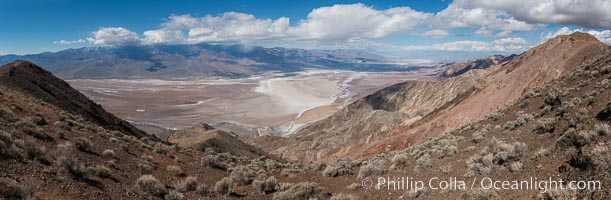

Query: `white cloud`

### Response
(422, 30, 449, 38)
(87, 27, 139, 45)
(289, 4, 431, 40)
(142, 29, 183, 44)
(542, 27, 611, 44)
(433, 3, 538, 34)
(54, 39, 86, 45)
(454, 0, 611, 29)
(403, 37, 528, 52)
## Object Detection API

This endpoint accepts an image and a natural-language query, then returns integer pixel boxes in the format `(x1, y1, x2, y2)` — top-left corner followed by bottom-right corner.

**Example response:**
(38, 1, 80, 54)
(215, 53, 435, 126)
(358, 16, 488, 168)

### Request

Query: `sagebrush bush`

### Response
(253, 176, 278, 194)
(196, 184, 209, 197)
(357, 161, 385, 180)
(272, 182, 327, 200)
(509, 161, 523, 173)
(176, 176, 198, 192)
(230, 166, 255, 185)
(214, 177, 232, 196)
(322, 159, 354, 177)
(533, 117, 557, 134)
(164, 191, 184, 200)
(390, 154, 408, 170)
(24, 141, 50, 164)
(0, 178, 29, 199)
(58, 156, 89, 179)
(73, 137, 91, 151)
(90, 165, 112, 178)
(22, 127, 53, 141)
(0, 131, 22, 160)
(415, 154, 431, 171)
(589, 143, 610, 171)
(201, 155, 227, 170)
(0, 106, 17, 122)
(102, 149, 115, 157)
(466, 139, 527, 176)
(556, 128, 601, 150)
(136, 175, 168, 197)
(166, 165, 185, 177)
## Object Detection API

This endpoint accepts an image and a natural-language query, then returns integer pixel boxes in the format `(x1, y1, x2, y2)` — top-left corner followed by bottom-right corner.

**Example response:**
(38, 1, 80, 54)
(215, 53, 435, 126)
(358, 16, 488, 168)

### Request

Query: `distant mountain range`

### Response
(0, 44, 419, 79)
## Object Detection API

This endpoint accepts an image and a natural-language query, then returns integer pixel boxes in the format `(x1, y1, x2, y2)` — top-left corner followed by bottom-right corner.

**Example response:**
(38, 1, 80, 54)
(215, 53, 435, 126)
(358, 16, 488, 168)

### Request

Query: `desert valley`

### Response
(1, 1, 610, 200)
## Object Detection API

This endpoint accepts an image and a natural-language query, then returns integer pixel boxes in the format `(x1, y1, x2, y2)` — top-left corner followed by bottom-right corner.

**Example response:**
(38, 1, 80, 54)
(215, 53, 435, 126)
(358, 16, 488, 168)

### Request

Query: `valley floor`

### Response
(67, 69, 435, 137)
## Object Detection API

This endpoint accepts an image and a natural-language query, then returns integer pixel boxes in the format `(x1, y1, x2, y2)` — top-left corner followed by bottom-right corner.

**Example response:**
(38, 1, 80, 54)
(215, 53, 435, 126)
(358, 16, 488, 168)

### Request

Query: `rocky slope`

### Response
(437, 54, 516, 78)
(252, 32, 610, 163)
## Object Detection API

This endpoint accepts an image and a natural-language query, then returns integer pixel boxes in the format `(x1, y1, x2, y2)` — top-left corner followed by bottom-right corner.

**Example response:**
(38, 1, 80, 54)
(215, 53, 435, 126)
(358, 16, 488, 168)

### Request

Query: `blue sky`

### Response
(1, 0, 610, 60)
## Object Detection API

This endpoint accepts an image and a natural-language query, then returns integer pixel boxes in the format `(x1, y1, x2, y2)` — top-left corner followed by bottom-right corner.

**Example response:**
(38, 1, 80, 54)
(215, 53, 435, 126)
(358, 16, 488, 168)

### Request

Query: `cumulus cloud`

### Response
(422, 30, 449, 38)
(54, 39, 86, 45)
(289, 4, 430, 40)
(433, 3, 538, 35)
(403, 37, 528, 52)
(453, 0, 611, 29)
(542, 27, 611, 44)
(87, 27, 139, 45)
(127, 4, 430, 45)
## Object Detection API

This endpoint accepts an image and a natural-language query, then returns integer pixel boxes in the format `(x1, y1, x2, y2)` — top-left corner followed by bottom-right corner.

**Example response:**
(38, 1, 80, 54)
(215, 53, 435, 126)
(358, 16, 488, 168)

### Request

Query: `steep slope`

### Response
(253, 32, 610, 163)
(437, 54, 516, 78)
(0, 61, 148, 139)
(167, 122, 272, 159)
(0, 44, 408, 79)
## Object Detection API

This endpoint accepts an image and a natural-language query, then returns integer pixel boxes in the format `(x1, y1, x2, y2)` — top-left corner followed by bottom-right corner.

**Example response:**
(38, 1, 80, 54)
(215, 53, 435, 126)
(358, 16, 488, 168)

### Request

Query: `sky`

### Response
(1, 0, 611, 60)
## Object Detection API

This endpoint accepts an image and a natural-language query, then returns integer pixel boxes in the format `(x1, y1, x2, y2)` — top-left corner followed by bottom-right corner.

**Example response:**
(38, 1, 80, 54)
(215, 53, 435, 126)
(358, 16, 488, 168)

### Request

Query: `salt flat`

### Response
(67, 69, 435, 137)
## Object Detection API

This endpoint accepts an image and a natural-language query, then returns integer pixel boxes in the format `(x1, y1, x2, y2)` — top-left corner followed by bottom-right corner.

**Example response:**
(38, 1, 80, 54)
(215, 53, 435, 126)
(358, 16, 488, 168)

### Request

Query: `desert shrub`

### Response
(0, 178, 29, 199)
(230, 166, 255, 185)
(357, 160, 385, 180)
(58, 156, 89, 179)
(509, 161, 523, 173)
(164, 191, 184, 200)
(22, 127, 53, 141)
(464, 146, 477, 152)
(201, 155, 227, 170)
(0, 131, 22, 160)
(330, 193, 355, 200)
(253, 176, 278, 194)
(23, 141, 51, 164)
(466, 139, 527, 176)
(214, 177, 233, 196)
(533, 148, 551, 160)
(154, 144, 170, 155)
(166, 166, 185, 177)
(322, 159, 355, 177)
(534, 117, 557, 134)
(466, 153, 494, 177)
(594, 123, 609, 136)
(489, 139, 527, 164)
(588, 144, 610, 171)
(440, 164, 451, 174)
(486, 111, 503, 121)
(102, 149, 115, 157)
(15, 118, 36, 129)
(54, 121, 71, 131)
(415, 154, 431, 171)
(176, 176, 198, 192)
(90, 165, 112, 178)
(311, 162, 327, 171)
(0, 106, 17, 122)
(462, 188, 499, 200)
(471, 130, 486, 143)
(28, 115, 46, 126)
(196, 184, 210, 197)
(136, 175, 168, 197)
(73, 137, 91, 151)
(556, 128, 601, 150)
(272, 182, 328, 200)
(265, 159, 279, 171)
(390, 154, 408, 170)
(544, 89, 561, 106)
